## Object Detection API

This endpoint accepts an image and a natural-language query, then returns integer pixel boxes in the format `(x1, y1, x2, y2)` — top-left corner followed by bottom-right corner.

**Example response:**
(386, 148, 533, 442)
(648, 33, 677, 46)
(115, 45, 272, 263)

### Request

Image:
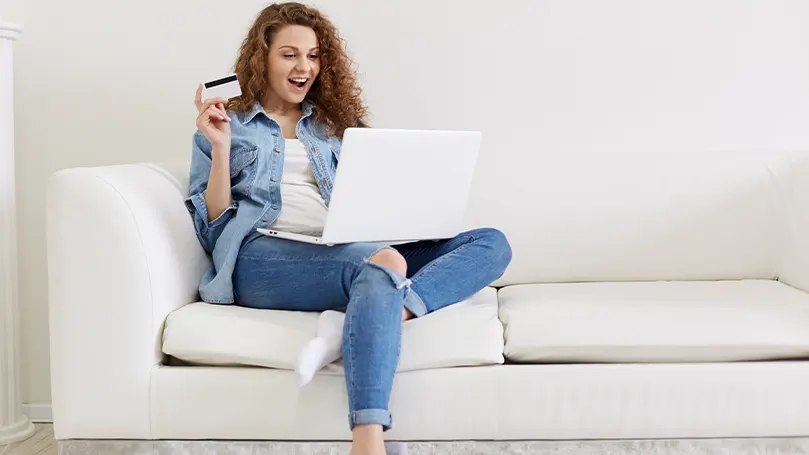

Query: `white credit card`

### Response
(201, 74, 242, 102)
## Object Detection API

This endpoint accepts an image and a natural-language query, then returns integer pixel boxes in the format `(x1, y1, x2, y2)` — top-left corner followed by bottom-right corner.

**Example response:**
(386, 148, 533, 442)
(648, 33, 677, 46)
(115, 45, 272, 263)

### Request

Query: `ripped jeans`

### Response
(232, 228, 513, 431)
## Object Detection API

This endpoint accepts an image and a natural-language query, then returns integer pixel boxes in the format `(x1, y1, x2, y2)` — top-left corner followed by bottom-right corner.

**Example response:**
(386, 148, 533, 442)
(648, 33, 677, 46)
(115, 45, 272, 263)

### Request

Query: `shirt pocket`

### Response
(229, 145, 259, 198)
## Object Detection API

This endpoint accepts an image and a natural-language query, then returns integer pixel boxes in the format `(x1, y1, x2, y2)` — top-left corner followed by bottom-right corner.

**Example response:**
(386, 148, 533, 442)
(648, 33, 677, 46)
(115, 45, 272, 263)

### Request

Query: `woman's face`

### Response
(266, 25, 321, 105)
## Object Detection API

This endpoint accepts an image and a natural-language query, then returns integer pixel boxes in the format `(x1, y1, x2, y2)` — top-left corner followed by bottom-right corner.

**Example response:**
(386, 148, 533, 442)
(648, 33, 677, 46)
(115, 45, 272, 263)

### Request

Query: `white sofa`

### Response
(45, 150, 809, 444)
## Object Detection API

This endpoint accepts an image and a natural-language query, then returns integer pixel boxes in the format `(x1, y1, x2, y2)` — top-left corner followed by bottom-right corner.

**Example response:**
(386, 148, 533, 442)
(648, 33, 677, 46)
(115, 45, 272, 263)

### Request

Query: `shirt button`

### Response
(321, 178, 327, 185)
(274, 147, 280, 153)
(271, 177, 278, 182)
(262, 218, 268, 222)
(271, 205, 278, 210)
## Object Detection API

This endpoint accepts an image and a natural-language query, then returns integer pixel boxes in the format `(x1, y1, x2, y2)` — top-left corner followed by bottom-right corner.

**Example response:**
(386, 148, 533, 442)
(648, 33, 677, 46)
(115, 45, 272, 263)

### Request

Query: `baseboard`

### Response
(22, 404, 53, 422)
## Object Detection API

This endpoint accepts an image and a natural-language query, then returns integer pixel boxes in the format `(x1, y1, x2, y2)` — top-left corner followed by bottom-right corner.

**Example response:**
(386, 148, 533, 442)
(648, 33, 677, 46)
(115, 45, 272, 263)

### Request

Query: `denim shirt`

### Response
(185, 100, 343, 303)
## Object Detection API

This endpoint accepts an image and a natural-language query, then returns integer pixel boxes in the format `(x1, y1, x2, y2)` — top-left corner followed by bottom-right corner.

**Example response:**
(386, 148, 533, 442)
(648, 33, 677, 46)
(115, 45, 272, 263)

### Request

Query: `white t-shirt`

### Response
(269, 139, 328, 235)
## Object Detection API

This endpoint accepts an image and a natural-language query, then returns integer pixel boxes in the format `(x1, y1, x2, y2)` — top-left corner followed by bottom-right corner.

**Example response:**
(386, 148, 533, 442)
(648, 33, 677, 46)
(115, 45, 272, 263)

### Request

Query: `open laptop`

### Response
(256, 127, 482, 245)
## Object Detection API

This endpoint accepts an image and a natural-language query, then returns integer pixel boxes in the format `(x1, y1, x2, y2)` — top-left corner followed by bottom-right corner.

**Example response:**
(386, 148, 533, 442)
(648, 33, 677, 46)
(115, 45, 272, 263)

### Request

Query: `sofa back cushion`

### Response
(464, 151, 809, 287)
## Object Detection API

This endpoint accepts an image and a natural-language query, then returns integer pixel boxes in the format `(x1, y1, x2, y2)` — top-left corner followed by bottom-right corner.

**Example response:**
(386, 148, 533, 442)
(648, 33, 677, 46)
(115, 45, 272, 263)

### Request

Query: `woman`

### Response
(186, 3, 512, 454)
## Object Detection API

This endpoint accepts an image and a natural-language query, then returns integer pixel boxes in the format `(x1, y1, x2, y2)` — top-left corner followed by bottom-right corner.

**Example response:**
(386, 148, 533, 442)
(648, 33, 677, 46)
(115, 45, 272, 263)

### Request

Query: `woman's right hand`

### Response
(194, 84, 231, 150)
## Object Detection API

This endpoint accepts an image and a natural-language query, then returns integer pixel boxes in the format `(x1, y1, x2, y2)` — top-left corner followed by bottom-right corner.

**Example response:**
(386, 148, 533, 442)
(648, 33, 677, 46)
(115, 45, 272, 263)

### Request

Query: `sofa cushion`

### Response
(162, 287, 503, 372)
(475, 152, 799, 288)
(499, 279, 809, 363)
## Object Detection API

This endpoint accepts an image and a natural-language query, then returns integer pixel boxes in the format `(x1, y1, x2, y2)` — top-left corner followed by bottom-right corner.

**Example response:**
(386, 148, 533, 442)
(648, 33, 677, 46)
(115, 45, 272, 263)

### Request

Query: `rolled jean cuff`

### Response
(349, 409, 392, 431)
(403, 288, 427, 317)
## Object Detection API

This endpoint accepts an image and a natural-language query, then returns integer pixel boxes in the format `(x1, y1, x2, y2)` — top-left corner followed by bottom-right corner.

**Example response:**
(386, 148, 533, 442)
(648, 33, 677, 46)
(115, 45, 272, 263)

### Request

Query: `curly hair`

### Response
(229, 2, 368, 138)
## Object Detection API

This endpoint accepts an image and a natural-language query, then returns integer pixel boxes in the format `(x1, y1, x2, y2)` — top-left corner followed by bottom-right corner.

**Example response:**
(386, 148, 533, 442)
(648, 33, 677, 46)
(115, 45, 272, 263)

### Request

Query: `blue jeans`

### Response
(232, 228, 512, 431)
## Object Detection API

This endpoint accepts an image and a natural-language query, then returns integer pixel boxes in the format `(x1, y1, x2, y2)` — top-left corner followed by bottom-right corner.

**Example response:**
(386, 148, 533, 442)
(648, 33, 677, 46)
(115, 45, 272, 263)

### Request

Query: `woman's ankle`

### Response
(353, 423, 383, 440)
(351, 424, 385, 454)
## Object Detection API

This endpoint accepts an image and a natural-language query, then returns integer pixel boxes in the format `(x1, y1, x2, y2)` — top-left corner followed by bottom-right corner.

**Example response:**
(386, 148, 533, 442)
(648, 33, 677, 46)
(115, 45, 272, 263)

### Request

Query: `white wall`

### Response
(4, 0, 809, 405)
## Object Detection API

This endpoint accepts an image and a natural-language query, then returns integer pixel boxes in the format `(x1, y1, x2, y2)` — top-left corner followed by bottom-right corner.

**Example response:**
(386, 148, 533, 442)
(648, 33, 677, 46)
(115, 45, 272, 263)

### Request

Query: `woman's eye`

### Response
(284, 54, 295, 59)
(309, 54, 320, 59)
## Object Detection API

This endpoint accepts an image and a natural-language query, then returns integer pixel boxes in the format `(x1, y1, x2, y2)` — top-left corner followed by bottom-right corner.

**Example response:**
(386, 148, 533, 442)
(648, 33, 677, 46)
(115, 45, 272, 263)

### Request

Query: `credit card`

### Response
(201, 74, 242, 102)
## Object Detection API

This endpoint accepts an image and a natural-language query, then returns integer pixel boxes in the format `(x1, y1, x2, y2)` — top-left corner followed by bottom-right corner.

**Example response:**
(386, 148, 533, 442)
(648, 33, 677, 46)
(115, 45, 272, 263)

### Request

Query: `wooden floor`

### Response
(0, 424, 57, 455)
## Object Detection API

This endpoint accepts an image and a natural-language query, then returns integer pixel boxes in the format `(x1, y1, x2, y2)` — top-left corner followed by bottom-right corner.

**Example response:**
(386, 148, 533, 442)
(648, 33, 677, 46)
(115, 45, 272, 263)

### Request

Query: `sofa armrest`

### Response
(45, 161, 209, 439)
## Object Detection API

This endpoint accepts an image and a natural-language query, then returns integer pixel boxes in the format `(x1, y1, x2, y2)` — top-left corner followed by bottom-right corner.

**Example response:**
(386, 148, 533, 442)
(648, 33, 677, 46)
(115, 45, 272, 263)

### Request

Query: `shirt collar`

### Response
(242, 99, 315, 124)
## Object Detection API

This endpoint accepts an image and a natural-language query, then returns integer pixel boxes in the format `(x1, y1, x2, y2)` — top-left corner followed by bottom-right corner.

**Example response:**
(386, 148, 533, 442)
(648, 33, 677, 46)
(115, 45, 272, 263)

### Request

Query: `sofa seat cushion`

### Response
(162, 287, 503, 372)
(499, 279, 809, 363)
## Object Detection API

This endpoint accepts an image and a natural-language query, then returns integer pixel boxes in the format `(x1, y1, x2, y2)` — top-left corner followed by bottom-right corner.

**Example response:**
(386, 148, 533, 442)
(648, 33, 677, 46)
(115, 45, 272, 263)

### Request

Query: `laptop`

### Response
(256, 127, 482, 246)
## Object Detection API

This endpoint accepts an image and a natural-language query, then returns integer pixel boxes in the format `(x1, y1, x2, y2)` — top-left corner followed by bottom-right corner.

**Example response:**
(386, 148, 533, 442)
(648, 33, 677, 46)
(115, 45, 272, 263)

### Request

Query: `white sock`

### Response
(296, 310, 345, 387)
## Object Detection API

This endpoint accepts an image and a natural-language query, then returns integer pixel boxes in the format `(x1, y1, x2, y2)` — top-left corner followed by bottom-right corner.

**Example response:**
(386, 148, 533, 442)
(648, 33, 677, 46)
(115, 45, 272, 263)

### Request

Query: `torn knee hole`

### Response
(368, 249, 408, 277)
(363, 259, 412, 290)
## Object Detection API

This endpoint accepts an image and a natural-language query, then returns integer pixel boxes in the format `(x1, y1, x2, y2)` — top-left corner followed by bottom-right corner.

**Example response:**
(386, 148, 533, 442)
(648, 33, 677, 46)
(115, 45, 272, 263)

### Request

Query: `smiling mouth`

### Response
(288, 78, 308, 88)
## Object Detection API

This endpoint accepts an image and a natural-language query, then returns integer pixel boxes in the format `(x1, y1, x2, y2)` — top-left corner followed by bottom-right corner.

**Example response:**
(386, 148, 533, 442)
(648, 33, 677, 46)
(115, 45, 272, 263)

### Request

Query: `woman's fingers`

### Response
(194, 84, 203, 111)
(211, 105, 230, 121)
(196, 101, 230, 123)
(195, 84, 230, 130)
(196, 105, 222, 125)
(196, 96, 229, 114)
(208, 105, 231, 122)
(206, 106, 225, 122)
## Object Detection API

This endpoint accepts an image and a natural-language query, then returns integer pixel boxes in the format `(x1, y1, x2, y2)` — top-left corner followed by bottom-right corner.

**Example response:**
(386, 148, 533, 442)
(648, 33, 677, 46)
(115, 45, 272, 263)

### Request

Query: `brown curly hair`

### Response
(229, 2, 368, 138)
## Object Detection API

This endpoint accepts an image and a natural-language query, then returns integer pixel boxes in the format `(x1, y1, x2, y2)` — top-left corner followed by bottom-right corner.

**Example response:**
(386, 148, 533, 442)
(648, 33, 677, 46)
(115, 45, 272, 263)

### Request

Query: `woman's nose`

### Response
(295, 58, 311, 72)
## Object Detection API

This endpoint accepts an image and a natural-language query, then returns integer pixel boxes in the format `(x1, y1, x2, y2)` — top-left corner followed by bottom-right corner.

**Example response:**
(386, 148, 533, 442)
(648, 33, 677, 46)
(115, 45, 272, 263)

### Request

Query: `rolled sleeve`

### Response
(185, 131, 237, 254)
(184, 190, 237, 254)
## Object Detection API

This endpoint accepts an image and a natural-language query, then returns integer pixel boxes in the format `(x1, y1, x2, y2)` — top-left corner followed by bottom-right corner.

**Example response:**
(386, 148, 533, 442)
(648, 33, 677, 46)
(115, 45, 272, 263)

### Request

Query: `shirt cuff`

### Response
(184, 191, 237, 233)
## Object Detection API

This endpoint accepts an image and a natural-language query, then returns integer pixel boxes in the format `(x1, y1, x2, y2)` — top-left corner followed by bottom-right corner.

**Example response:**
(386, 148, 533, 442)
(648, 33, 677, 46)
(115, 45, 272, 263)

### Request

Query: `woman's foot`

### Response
(298, 308, 414, 386)
(296, 310, 344, 386)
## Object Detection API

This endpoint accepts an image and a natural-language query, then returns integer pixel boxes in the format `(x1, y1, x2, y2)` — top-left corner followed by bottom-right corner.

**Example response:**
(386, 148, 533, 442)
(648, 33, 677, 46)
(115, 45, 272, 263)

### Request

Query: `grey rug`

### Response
(58, 438, 809, 454)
